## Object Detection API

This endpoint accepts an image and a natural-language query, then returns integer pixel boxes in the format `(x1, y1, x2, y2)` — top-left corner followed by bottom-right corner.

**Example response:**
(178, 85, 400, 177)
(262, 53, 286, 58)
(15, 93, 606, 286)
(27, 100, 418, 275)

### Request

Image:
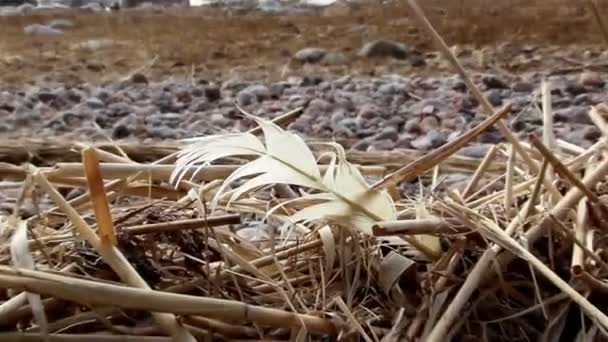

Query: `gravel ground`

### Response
(0, 67, 606, 157)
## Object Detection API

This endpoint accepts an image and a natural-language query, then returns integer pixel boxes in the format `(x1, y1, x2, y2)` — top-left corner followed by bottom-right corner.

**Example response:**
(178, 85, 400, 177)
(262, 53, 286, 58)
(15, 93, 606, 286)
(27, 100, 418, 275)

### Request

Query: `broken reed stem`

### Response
(573, 268, 608, 294)
(481, 218, 608, 333)
(82, 147, 116, 246)
(435, 155, 608, 340)
(182, 316, 257, 338)
(166, 238, 323, 294)
(501, 154, 608, 247)
(372, 218, 461, 236)
(26, 179, 125, 225)
(0, 333, 172, 342)
(48, 163, 386, 182)
(75, 143, 131, 163)
(124, 215, 241, 235)
(548, 213, 608, 274)
(529, 133, 602, 204)
(0, 266, 338, 335)
(542, 79, 558, 206)
(573, 200, 589, 270)
(371, 104, 511, 189)
(0, 263, 75, 325)
(405, 0, 562, 201)
(542, 79, 556, 150)
(426, 160, 548, 341)
(31, 171, 197, 342)
(247, 105, 305, 135)
(589, 104, 608, 138)
(461, 145, 498, 199)
(504, 145, 515, 217)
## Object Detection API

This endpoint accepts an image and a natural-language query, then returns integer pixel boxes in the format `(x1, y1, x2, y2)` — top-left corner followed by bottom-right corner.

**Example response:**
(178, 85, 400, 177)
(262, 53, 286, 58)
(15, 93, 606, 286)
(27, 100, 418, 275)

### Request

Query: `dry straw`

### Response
(2, 1, 608, 341)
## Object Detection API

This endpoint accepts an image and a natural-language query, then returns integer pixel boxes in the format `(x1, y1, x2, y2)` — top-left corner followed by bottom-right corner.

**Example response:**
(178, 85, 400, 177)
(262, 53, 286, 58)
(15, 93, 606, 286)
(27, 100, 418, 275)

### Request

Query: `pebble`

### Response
(512, 81, 534, 93)
(357, 40, 411, 59)
(23, 24, 63, 35)
(203, 86, 221, 102)
(294, 47, 327, 63)
(485, 89, 503, 106)
(374, 126, 399, 141)
(564, 80, 586, 95)
(404, 118, 421, 133)
(411, 130, 446, 150)
(47, 19, 74, 30)
(129, 73, 149, 85)
(554, 106, 591, 125)
(322, 51, 348, 65)
(481, 74, 509, 89)
(579, 71, 604, 88)
(419, 115, 440, 133)
(86, 97, 105, 109)
(459, 144, 490, 158)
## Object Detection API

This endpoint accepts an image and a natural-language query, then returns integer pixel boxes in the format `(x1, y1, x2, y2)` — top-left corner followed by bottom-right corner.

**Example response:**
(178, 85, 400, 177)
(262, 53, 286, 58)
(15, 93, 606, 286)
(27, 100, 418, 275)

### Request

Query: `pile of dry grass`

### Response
(3, 1, 608, 341)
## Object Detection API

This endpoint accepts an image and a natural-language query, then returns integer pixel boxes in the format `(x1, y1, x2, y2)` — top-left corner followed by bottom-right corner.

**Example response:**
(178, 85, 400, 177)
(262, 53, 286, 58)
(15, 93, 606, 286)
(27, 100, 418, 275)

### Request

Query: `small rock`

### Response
(451, 79, 467, 92)
(357, 103, 381, 120)
(410, 54, 426, 67)
(404, 118, 421, 133)
(512, 81, 534, 93)
(459, 144, 490, 158)
(203, 86, 221, 102)
(420, 115, 440, 133)
(580, 71, 604, 88)
(554, 106, 591, 124)
(421, 105, 435, 115)
(86, 97, 104, 109)
(147, 126, 177, 140)
(294, 47, 327, 63)
(62, 111, 85, 126)
(411, 130, 447, 150)
(481, 74, 508, 89)
(357, 39, 410, 60)
(485, 89, 503, 106)
(573, 94, 590, 105)
(210, 113, 230, 127)
(47, 19, 73, 30)
(564, 127, 593, 148)
(583, 125, 601, 140)
(300, 76, 323, 87)
(129, 73, 149, 85)
(478, 130, 502, 144)
(80, 2, 103, 11)
(396, 134, 413, 148)
(269, 83, 286, 98)
(564, 81, 586, 95)
(112, 123, 131, 139)
(37, 92, 57, 103)
(322, 51, 348, 65)
(375, 126, 398, 141)
(377, 83, 401, 95)
(237, 84, 270, 105)
(305, 99, 332, 117)
(23, 24, 63, 35)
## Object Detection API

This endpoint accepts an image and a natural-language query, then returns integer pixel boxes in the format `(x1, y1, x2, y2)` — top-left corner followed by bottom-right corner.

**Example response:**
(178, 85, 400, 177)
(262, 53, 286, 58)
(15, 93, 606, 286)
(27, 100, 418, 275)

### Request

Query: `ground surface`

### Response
(1, 0, 608, 156)
(0, 0, 606, 85)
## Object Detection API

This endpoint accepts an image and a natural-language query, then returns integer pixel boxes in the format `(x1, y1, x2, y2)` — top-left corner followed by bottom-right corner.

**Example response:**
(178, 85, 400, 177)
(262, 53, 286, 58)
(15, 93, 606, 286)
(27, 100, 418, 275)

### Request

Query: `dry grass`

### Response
(3, 0, 608, 341)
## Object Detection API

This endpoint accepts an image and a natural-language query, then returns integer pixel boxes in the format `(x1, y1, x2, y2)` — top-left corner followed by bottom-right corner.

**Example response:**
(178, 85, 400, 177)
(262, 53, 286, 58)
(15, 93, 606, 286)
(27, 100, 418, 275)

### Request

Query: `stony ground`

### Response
(1, 0, 608, 154)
